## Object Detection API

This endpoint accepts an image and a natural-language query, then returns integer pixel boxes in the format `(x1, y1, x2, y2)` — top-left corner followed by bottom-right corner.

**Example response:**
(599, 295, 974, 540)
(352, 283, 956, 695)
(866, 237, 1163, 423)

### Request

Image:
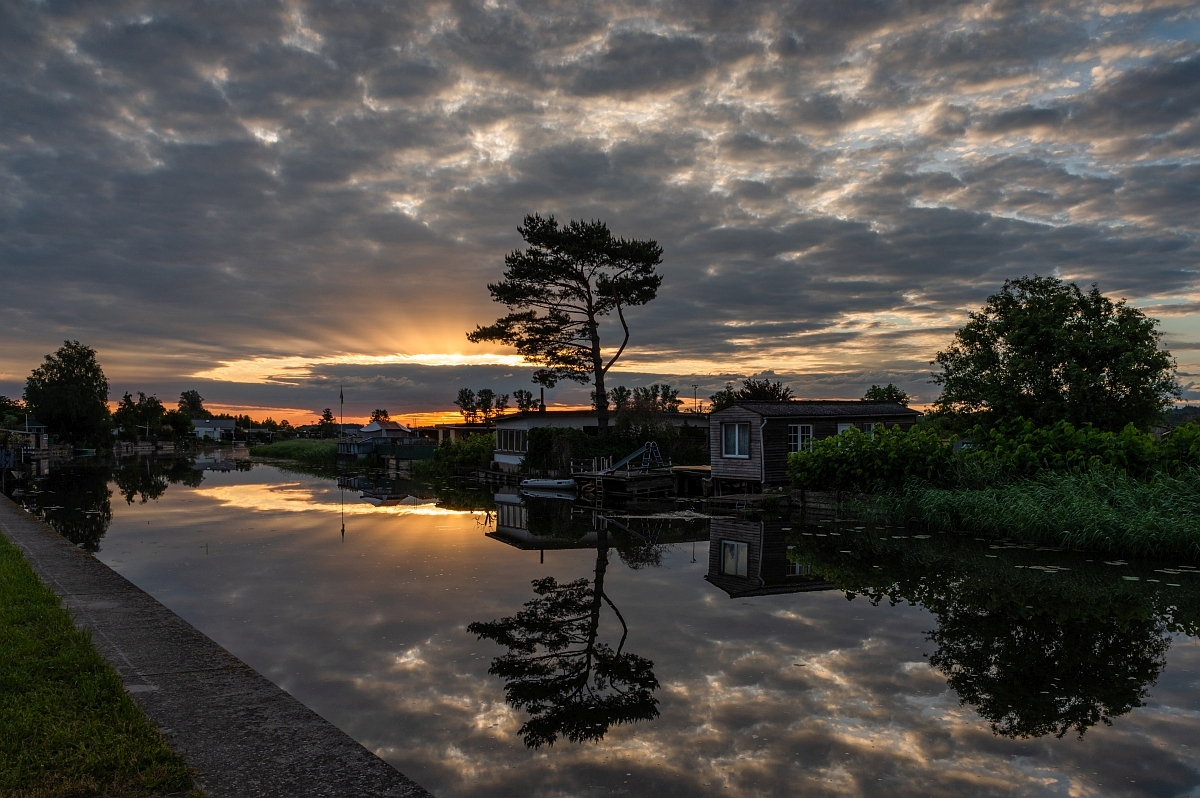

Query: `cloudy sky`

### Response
(3, 0, 1199, 423)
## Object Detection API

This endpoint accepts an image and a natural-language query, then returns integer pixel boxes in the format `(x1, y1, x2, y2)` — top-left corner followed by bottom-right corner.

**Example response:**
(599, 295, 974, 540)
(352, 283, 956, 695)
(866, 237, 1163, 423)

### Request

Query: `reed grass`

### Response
(251, 439, 337, 467)
(850, 468, 1200, 560)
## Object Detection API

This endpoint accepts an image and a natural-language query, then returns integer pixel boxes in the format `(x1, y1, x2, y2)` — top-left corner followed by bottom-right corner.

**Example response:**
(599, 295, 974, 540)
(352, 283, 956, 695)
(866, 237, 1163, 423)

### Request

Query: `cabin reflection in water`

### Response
(705, 519, 835, 599)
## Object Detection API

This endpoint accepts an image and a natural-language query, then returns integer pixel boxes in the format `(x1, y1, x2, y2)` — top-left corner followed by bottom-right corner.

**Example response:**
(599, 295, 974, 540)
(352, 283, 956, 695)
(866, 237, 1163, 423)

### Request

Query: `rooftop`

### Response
(722, 400, 920, 417)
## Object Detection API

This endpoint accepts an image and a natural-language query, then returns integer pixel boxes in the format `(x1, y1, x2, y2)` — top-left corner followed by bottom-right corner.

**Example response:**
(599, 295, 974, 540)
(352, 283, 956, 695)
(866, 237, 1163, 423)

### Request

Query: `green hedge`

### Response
(788, 419, 1200, 493)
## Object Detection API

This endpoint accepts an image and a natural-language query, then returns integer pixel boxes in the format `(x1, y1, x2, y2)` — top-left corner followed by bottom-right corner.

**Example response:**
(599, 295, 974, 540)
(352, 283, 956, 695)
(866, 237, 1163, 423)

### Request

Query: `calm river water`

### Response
(13, 456, 1200, 797)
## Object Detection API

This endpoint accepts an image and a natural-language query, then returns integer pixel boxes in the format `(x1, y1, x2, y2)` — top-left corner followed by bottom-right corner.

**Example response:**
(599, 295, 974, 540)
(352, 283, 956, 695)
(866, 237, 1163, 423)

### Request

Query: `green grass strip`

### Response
(0, 536, 195, 798)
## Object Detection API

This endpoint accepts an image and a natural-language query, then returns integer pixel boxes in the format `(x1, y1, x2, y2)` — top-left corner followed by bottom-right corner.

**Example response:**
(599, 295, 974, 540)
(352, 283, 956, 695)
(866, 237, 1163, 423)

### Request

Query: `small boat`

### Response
(520, 488, 578, 501)
(519, 478, 577, 490)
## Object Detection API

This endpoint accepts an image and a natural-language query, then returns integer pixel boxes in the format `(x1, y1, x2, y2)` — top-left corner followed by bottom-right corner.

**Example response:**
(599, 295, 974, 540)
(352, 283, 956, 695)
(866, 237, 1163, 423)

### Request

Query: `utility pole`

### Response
(692, 384, 698, 412)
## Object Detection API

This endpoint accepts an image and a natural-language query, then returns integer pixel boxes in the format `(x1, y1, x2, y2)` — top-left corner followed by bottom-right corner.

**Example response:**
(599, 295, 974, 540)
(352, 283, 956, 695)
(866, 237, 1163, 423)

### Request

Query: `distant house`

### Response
(705, 519, 835, 599)
(359, 419, 417, 440)
(710, 401, 920, 492)
(3, 418, 48, 450)
(491, 410, 709, 472)
(192, 418, 236, 441)
(425, 423, 493, 444)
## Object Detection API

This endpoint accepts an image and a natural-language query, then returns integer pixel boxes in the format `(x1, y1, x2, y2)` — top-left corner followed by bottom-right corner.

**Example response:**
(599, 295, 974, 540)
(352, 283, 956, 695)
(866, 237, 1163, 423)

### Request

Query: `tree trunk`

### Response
(590, 320, 610, 434)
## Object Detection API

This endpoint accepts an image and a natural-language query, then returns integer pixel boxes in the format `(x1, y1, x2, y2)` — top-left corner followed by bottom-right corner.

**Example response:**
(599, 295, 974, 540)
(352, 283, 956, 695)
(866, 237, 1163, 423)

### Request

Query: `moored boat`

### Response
(519, 478, 577, 490)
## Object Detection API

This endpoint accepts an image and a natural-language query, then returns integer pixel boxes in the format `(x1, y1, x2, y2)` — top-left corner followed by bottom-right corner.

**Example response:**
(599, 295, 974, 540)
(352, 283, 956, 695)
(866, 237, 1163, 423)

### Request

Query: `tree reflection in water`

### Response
(468, 529, 660, 748)
(928, 592, 1171, 738)
(113, 456, 203, 504)
(786, 527, 1197, 739)
(28, 457, 204, 552)
(37, 464, 113, 552)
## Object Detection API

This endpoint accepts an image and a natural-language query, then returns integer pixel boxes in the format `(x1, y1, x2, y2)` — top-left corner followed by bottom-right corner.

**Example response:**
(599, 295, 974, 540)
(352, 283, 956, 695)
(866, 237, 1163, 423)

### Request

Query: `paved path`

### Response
(0, 496, 432, 798)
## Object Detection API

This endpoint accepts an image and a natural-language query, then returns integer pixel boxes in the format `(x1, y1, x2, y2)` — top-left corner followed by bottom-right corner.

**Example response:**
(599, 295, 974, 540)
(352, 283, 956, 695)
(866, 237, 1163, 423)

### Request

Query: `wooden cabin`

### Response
(704, 519, 835, 599)
(709, 400, 920, 492)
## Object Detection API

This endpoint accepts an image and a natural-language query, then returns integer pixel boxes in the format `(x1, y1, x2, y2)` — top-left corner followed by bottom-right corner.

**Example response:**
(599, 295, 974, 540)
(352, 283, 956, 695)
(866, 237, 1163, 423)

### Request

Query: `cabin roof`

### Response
(718, 400, 919, 418)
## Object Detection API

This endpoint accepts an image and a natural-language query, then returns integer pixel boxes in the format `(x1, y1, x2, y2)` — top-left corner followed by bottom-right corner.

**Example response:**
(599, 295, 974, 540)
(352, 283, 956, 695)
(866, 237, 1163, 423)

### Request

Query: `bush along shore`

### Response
(789, 420, 1200, 560)
(0, 535, 196, 798)
(250, 439, 338, 468)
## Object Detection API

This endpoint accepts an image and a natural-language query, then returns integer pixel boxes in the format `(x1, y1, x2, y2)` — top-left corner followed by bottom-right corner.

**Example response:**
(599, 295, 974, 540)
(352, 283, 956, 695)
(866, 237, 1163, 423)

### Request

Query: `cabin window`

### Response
(721, 422, 751, 458)
(788, 424, 813, 453)
(721, 540, 749, 577)
(837, 423, 855, 435)
(496, 429, 528, 452)
(863, 422, 876, 438)
(785, 545, 812, 577)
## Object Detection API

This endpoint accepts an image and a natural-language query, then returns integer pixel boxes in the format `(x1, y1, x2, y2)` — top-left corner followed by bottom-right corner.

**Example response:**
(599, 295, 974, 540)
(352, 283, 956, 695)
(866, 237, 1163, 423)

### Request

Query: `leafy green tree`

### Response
(467, 214, 663, 434)
(161, 409, 194, 440)
(609, 386, 632, 412)
(477, 388, 497, 424)
(863, 384, 910, 406)
(370, 409, 390, 422)
(454, 388, 478, 423)
(711, 376, 793, 411)
(178, 390, 211, 419)
(513, 389, 538, 412)
(933, 276, 1177, 431)
(709, 383, 738, 412)
(113, 392, 166, 442)
(23, 341, 110, 445)
(0, 395, 24, 429)
(468, 529, 659, 747)
(317, 408, 338, 438)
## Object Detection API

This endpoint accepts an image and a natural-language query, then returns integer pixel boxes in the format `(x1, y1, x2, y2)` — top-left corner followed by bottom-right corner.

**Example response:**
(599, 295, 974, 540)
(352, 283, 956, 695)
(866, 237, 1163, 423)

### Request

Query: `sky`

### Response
(2, 0, 1199, 425)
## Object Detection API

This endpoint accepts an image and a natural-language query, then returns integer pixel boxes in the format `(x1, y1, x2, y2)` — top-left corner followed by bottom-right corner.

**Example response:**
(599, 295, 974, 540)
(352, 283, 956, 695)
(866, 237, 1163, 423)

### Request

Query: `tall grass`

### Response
(850, 467, 1200, 560)
(251, 439, 337, 467)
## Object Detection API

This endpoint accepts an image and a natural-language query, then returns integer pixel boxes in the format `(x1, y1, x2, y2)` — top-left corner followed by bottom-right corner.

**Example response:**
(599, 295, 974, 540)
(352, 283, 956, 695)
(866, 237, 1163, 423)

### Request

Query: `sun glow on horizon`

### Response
(193, 352, 530, 384)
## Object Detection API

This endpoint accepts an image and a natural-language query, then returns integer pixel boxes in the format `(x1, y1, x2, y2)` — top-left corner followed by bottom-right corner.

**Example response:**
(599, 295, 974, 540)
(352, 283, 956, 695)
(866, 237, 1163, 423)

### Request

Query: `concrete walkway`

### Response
(0, 496, 431, 798)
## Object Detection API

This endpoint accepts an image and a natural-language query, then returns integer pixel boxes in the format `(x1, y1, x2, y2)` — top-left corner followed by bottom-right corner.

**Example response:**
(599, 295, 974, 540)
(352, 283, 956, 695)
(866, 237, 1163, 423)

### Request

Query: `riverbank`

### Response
(0, 534, 195, 798)
(0, 495, 431, 798)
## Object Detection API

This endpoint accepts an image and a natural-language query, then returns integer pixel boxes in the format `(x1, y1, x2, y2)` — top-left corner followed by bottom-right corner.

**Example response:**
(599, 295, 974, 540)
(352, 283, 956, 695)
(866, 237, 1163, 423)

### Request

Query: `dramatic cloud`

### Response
(2, 0, 1198, 413)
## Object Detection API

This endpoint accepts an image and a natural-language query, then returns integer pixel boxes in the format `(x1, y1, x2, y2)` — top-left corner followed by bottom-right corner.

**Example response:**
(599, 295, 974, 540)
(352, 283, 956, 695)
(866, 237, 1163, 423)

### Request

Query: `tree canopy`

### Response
(467, 214, 663, 432)
(178, 390, 211, 419)
(932, 276, 1177, 431)
(863, 384, 910, 406)
(113, 392, 166, 442)
(710, 377, 793, 411)
(23, 341, 110, 445)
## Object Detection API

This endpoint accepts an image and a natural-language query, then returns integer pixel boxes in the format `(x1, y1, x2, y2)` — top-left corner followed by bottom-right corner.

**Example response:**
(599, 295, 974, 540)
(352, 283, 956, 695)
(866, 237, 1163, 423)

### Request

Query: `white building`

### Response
(192, 418, 236, 441)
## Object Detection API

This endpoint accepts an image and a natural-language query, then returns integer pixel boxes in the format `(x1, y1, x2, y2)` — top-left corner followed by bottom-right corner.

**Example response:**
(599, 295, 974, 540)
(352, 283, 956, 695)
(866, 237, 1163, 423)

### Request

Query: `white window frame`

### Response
(788, 424, 813, 453)
(720, 540, 749, 577)
(785, 545, 812, 577)
(721, 422, 751, 458)
(837, 423, 855, 435)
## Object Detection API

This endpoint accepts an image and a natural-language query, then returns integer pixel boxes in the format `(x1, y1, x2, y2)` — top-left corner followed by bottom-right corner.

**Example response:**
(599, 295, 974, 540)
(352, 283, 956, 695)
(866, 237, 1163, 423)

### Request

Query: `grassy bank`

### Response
(251, 439, 337, 467)
(0, 536, 195, 798)
(847, 468, 1200, 560)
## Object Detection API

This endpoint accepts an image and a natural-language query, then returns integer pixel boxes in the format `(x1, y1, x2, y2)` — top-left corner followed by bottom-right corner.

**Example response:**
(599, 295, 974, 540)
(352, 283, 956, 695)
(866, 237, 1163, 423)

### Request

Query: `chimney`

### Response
(539, 387, 546, 413)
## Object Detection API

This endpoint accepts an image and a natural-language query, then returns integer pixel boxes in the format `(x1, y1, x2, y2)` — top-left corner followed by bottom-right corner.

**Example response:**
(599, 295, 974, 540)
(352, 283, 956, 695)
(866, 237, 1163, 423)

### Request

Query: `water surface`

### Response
(14, 458, 1200, 797)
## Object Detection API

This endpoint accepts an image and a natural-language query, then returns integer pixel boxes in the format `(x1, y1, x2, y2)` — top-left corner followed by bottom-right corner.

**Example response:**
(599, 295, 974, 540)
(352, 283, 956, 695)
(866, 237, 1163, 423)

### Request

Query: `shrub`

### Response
(412, 433, 495, 481)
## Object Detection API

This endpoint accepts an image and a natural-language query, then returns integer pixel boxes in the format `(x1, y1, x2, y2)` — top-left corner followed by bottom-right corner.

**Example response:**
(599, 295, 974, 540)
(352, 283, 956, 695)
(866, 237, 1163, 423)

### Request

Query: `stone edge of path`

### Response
(0, 495, 432, 798)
